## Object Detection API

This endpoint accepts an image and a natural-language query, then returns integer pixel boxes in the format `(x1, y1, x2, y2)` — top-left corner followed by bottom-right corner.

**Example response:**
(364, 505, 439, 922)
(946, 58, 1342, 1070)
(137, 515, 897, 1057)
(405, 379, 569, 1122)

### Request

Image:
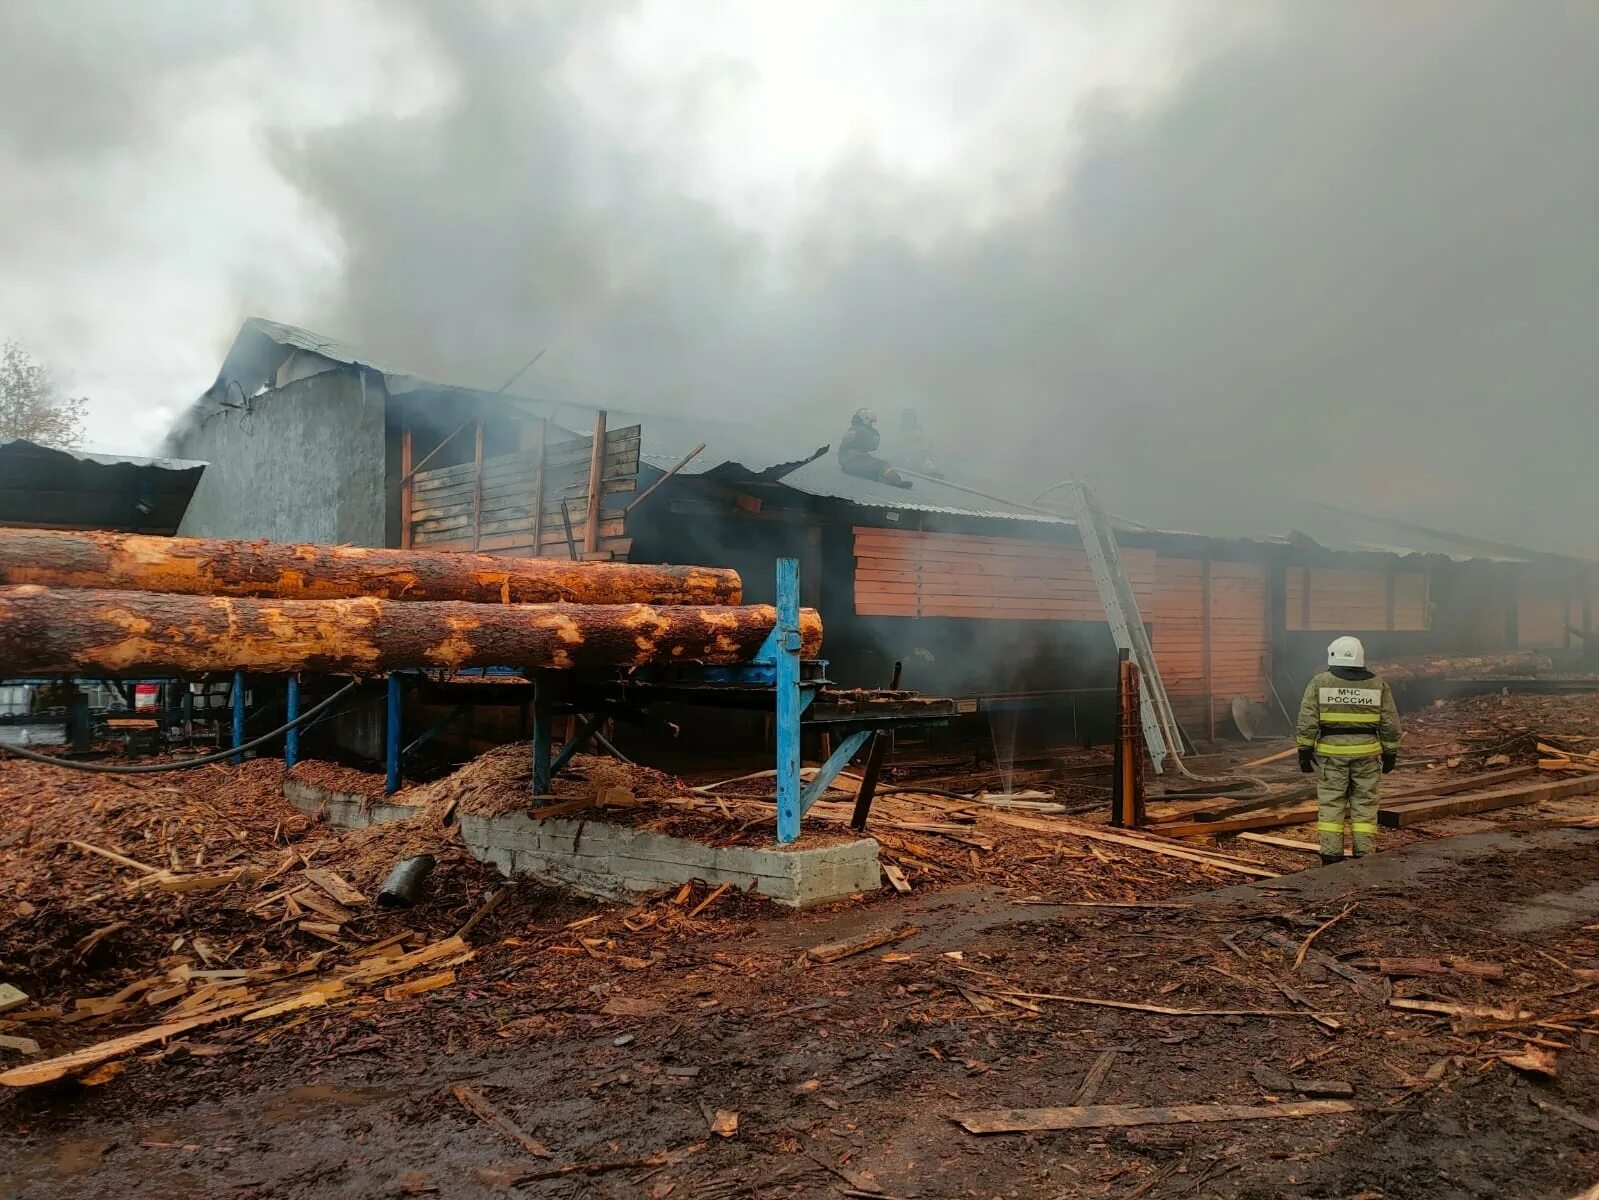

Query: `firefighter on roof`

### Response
(837, 408, 913, 489)
(1297, 635, 1402, 865)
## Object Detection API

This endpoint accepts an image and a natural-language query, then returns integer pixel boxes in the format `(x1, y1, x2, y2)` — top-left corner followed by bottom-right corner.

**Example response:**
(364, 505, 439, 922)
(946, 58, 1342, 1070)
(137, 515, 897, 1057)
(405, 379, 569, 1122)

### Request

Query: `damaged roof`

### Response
(774, 455, 1071, 525)
(0, 439, 205, 534)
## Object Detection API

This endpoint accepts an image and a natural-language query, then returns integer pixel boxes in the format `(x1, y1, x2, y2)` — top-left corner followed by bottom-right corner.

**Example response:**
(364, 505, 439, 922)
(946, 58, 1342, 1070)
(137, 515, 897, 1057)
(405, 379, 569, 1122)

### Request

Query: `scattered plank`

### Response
(1375, 957, 1505, 981)
(1262, 932, 1387, 1004)
(451, 1083, 552, 1158)
(1294, 904, 1356, 969)
(993, 990, 1336, 1019)
(1390, 998, 1531, 1022)
(1071, 1050, 1118, 1107)
(1248, 1065, 1354, 1097)
(1, 1002, 262, 1087)
(686, 882, 732, 919)
(0, 984, 28, 1016)
(1237, 832, 1325, 855)
(303, 868, 366, 907)
(881, 863, 912, 894)
(1384, 764, 1539, 801)
(68, 840, 160, 875)
(0, 1035, 40, 1056)
(1533, 1095, 1599, 1134)
(952, 1098, 1355, 1135)
(1379, 773, 1599, 828)
(1275, 982, 1343, 1033)
(1500, 1047, 1559, 1078)
(455, 888, 510, 940)
(383, 970, 457, 1002)
(808, 924, 917, 965)
(1238, 746, 1300, 769)
(1157, 805, 1319, 839)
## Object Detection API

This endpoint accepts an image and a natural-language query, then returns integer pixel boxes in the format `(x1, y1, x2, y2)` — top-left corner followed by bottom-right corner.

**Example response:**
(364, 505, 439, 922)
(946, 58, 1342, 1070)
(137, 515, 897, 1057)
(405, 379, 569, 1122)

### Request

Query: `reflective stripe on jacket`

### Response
(1296, 668, 1401, 759)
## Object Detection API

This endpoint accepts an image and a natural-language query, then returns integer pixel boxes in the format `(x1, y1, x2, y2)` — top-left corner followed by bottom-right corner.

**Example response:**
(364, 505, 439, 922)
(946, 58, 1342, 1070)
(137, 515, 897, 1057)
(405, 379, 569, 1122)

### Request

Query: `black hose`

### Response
(0, 678, 362, 773)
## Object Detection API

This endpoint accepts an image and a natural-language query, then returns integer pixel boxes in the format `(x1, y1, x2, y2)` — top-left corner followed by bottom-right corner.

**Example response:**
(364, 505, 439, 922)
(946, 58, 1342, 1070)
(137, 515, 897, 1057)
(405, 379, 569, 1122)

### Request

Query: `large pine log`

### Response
(0, 529, 741, 606)
(0, 586, 821, 676)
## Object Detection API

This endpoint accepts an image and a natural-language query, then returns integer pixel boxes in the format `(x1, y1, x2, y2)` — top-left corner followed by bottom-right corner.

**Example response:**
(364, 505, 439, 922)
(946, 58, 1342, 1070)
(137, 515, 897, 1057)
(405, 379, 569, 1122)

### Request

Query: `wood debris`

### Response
(807, 925, 917, 964)
(952, 1098, 1356, 1134)
(451, 1083, 552, 1157)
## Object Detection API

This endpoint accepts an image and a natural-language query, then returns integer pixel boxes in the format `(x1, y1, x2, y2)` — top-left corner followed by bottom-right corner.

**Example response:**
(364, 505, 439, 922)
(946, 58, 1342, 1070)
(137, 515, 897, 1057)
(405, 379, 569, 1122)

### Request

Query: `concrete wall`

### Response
(171, 367, 388, 545)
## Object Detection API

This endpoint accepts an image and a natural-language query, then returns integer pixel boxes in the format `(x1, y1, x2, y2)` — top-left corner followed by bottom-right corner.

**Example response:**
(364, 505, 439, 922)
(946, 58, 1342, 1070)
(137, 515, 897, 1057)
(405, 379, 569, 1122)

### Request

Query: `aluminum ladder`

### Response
(1067, 480, 1188, 774)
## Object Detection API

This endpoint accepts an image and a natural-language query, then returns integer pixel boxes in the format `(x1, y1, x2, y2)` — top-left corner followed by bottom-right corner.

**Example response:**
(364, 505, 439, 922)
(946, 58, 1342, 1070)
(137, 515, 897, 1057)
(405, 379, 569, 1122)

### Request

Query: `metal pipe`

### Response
(377, 854, 436, 907)
(231, 669, 246, 765)
(284, 675, 301, 767)
(384, 674, 403, 795)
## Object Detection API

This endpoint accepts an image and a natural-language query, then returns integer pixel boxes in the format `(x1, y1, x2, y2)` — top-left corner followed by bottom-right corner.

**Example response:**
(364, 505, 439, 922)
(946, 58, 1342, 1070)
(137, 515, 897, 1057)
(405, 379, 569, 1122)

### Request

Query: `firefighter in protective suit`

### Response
(1297, 636, 1402, 865)
(838, 409, 914, 489)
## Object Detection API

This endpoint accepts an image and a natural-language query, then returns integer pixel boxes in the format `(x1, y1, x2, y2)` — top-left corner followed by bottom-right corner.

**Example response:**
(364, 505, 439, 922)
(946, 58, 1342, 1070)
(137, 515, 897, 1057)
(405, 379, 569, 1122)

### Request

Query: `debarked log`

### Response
(0, 587, 821, 676)
(0, 529, 742, 606)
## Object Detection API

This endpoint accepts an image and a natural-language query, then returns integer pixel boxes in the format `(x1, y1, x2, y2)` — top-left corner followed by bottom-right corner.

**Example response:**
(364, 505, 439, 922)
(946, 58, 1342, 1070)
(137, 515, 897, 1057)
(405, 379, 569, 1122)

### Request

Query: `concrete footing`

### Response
(285, 778, 880, 908)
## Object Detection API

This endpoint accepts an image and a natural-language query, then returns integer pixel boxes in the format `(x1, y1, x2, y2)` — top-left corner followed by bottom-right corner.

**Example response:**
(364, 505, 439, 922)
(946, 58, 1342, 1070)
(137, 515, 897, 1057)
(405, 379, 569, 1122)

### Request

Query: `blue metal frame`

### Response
(799, 728, 872, 816)
(231, 669, 246, 765)
(770, 558, 804, 844)
(385, 675, 403, 795)
(284, 675, 301, 768)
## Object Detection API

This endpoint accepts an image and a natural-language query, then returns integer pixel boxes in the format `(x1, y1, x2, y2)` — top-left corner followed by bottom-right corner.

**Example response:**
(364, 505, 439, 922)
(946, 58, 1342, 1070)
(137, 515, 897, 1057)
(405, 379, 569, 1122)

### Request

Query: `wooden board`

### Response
(1379, 772, 1599, 828)
(1286, 566, 1430, 633)
(952, 1098, 1355, 1135)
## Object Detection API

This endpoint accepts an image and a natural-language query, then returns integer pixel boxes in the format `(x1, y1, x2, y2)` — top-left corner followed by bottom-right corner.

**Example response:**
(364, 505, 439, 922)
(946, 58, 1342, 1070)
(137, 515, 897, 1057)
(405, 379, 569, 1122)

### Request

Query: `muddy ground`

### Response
(3, 685, 1599, 1200)
(4, 823, 1599, 1199)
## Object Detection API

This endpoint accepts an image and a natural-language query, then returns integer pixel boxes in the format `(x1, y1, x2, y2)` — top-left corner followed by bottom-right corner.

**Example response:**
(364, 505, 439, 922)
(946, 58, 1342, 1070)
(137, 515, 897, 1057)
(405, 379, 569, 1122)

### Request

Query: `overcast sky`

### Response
(2, 2, 1595, 555)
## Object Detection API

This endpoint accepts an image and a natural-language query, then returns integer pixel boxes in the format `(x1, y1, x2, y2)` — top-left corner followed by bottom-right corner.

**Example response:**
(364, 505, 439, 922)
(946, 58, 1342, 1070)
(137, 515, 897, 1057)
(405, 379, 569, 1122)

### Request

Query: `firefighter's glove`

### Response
(1298, 747, 1315, 773)
(1381, 751, 1397, 775)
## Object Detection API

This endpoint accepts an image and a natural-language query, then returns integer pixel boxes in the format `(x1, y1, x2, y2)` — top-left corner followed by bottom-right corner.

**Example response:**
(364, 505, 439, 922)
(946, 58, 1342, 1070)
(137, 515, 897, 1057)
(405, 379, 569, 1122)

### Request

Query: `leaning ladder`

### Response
(1068, 480, 1188, 775)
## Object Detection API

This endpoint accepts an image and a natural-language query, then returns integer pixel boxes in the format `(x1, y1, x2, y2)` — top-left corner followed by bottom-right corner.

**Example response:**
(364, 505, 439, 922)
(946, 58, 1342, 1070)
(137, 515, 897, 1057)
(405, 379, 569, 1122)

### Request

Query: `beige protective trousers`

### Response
(1316, 754, 1382, 857)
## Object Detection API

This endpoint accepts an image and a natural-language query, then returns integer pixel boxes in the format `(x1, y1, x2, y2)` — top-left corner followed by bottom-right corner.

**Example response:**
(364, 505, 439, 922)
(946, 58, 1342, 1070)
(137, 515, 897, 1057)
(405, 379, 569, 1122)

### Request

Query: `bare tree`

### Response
(0, 341, 87, 448)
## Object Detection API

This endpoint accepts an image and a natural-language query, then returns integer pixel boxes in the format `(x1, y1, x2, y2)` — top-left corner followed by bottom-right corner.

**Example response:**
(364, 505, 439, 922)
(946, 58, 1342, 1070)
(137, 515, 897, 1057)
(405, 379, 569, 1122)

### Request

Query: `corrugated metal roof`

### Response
(0, 438, 205, 534)
(774, 456, 1072, 524)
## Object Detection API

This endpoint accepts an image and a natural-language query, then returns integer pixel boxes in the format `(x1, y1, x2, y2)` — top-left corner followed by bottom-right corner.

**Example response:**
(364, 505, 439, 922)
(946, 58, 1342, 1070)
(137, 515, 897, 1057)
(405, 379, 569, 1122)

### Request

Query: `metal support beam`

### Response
(384, 674, 404, 795)
(851, 660, 902, 831)
(549, 711, 607, 777)
(801, 729, 872, 816)
(773, 557, 803, 844)
(531, 673, 554, 796)
(402, 704, 465, 760)
(231, 669, 246, 765)
(284, 675, 301, 767)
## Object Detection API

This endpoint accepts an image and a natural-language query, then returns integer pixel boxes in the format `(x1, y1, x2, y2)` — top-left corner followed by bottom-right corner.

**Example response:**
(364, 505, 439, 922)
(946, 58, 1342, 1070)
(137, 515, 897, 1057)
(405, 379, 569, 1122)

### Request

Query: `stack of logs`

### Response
(0, 529, 822, 677)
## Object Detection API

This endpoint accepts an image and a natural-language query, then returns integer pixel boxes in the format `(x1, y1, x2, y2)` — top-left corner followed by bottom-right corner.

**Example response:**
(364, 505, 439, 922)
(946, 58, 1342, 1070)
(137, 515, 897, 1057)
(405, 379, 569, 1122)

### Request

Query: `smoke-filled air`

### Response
(2, 0, 1596, 553)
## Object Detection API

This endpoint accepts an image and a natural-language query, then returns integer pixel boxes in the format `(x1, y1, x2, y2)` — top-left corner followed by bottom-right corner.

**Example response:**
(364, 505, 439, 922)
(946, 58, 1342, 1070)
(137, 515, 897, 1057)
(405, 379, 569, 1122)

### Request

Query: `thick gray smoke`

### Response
(281, 3, 1599, 556)
(4, 3, 1595, 555)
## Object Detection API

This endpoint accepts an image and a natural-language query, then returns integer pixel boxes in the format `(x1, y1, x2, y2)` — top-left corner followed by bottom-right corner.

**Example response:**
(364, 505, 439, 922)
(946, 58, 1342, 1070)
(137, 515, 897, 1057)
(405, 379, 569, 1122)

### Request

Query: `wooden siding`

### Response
(1285, 567, 1430, 632)
(408, 425, 638, 559)
(1150, 557, 1269, 731)
(852, 527, 1153, 620)
(1517, 575, 1577, 649)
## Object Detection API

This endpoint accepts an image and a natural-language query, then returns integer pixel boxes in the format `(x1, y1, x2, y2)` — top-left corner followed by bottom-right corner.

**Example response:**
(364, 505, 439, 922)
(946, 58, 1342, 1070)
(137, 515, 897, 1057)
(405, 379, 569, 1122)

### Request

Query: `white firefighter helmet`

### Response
(1327, 635, 1366, 668)
(852, 407, 878, 428)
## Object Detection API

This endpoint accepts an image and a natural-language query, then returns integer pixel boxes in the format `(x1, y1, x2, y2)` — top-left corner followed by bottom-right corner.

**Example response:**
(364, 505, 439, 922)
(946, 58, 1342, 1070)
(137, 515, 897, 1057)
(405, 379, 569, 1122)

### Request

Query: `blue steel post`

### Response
(385, 675, 403, 795)
(231, 670, 246, 765)
(284, 675, 301, 767)
(774, 557, 803, 844)
(531, 672, 553, 795)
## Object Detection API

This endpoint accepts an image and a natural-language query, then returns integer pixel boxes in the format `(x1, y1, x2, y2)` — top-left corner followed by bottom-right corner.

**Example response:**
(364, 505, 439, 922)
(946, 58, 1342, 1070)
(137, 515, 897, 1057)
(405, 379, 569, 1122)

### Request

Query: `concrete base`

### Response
(283, 779, 421, 829)
(285, 779, 879, 909)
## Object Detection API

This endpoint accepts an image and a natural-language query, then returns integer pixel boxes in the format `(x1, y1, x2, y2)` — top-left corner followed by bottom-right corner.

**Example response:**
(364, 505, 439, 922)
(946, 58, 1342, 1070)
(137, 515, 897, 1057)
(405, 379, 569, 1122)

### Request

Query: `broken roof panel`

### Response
(0, 439, 205, 534)
(774, 455, 1073, 525)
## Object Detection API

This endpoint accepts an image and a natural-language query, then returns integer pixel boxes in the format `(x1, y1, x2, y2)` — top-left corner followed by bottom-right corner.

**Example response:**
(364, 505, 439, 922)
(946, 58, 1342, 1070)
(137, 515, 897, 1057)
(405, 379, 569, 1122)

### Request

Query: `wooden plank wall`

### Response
(1284, 567, 1431, 632)
(1516, 574, 1576, 649)
(409, 424, 640, 559)
(852, 527, 1155, 620)
(1149, 557, 1269, 732)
